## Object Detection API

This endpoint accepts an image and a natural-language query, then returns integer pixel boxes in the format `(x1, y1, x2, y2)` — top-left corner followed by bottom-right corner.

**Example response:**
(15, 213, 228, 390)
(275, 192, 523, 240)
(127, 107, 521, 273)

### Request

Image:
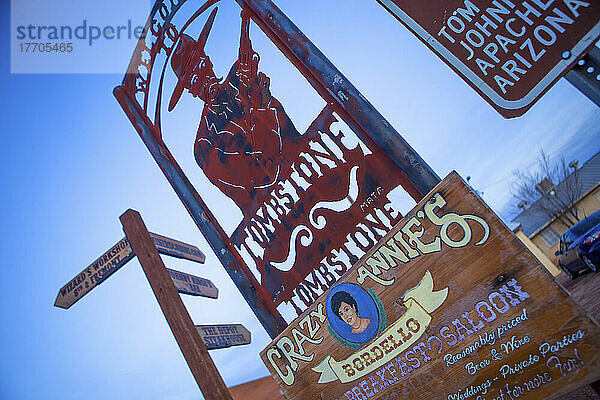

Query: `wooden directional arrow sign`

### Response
(167, 268, 218, 299)
(195, 324, 251, 350)
(151, 232, 206, 264)
(55, 233, 205, 309)
(54, 237, 135, 309)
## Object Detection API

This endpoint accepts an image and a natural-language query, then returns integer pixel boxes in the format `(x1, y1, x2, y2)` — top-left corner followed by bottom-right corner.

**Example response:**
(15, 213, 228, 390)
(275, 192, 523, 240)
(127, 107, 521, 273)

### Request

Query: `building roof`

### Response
(228, 376, 285, 400)
(511, 151, 600, 237)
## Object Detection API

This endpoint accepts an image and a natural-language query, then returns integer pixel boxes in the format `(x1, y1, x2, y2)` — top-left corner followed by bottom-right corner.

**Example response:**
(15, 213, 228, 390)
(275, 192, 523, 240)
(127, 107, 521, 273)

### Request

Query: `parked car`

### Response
(555, 210, 600, 279)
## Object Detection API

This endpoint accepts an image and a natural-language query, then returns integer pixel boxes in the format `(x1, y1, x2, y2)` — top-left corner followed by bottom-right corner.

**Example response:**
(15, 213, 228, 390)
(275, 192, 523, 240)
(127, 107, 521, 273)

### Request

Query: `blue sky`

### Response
(1, 0, 599, 399)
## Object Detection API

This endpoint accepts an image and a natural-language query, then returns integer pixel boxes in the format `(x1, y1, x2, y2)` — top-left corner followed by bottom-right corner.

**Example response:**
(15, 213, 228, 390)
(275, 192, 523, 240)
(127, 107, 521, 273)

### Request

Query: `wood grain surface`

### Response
(167, 268, 218, 299)
(260, 171, 600, 400)
(121, 209, 232, 400)
(195, 324, 251, 349)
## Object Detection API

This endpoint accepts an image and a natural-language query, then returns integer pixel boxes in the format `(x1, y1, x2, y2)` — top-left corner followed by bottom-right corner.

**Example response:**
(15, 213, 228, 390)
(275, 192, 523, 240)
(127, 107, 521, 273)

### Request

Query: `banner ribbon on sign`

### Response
(312, 271, 448, 384)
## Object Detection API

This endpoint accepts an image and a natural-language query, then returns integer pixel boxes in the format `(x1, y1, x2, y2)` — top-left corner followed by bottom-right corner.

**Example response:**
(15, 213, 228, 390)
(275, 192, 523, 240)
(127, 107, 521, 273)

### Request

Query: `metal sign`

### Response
(167, 268, 218, 298)
(55, 233, 204, 309)
(377, 0, 600, 118)
(115, 0, 440, 339)
(195, 324, 251, 349)
(261, 172, 600, 400)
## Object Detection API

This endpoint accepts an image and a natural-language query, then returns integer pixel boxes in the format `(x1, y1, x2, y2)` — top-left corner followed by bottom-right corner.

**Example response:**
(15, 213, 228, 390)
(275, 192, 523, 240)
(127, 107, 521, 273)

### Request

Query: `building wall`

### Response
(530, 186, 600, 264)
(515, 229, 562, 276)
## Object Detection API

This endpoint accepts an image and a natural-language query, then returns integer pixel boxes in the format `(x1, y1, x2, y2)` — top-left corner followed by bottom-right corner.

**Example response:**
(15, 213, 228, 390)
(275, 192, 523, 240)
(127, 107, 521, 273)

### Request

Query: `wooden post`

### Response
(120, 209, 232, 400)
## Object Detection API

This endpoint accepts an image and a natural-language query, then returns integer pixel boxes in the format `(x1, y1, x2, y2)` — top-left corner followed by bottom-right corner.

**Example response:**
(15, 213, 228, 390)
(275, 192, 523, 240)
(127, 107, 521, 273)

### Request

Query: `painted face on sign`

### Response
(333, 291, 371, 334)
(339, 301, 358, 326)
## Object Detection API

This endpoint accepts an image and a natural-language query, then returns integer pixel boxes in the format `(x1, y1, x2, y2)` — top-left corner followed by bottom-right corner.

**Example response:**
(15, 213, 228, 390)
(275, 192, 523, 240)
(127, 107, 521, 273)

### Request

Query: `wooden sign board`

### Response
(167, 268, 218, 298)
(55, 233, 204, 309)
(196, 324, 251, 350)
(120, 210, 233, 400)
(377, 0, 600, 118)
(54, 237, 135, 309)
(261, 171, 600, 400)
(151, 232, 206, 264)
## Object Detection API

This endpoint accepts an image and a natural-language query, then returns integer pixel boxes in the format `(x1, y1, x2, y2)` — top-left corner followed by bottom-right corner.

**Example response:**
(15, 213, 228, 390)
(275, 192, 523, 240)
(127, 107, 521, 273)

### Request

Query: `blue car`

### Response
(578, 222, 600, 268)
(556, 209, 600, 279)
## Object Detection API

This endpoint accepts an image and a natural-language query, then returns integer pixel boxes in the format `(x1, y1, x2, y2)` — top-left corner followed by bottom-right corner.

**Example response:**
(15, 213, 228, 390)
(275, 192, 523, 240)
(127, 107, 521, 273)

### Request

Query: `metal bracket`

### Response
(565, 46, 600, 107)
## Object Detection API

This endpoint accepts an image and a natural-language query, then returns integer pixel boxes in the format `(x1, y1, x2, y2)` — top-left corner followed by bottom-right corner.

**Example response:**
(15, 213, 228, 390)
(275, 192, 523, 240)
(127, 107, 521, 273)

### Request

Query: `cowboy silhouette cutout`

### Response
(168, 8, 300, 214)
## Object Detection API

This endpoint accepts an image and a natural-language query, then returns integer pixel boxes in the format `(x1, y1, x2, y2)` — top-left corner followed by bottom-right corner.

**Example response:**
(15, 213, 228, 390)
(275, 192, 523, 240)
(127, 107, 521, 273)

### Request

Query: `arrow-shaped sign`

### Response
(195, 324, 251, 350)
(167, 268, 218, 298)
(54, 237, 134, 309)
(151, 232, 206, 263)
(55, 233, 206, 309)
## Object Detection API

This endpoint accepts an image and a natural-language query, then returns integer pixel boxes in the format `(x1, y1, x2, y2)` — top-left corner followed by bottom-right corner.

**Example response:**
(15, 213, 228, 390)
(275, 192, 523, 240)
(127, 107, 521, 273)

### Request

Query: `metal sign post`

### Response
(120, 209, 233, 400)
(565, 46, 600, 106)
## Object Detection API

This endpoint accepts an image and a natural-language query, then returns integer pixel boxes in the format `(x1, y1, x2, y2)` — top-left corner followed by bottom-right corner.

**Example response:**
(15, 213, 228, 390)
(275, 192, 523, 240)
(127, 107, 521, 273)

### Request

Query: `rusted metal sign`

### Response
(115, 0, 440, 339)
(55, 233, 205, 309)
(167, 268, 218, 298)
(261, 172, 600, 400)
(196, 324, 252, 349)
(377, 0, 600, 118)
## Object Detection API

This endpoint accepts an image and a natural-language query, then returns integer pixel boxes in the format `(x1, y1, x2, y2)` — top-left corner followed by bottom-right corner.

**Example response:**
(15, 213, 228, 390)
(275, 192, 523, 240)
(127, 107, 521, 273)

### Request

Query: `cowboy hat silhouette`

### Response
(169, 7, 218, 111)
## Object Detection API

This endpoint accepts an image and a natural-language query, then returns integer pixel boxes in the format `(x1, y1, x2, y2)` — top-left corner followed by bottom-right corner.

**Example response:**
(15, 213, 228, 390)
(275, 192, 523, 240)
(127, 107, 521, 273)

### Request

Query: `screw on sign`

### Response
(377, 0, 600, 118)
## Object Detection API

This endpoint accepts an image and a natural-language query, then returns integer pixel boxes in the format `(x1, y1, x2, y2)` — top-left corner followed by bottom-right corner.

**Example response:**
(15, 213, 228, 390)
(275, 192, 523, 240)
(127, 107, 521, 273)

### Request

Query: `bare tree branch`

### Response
(511, 149, 583, 229)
